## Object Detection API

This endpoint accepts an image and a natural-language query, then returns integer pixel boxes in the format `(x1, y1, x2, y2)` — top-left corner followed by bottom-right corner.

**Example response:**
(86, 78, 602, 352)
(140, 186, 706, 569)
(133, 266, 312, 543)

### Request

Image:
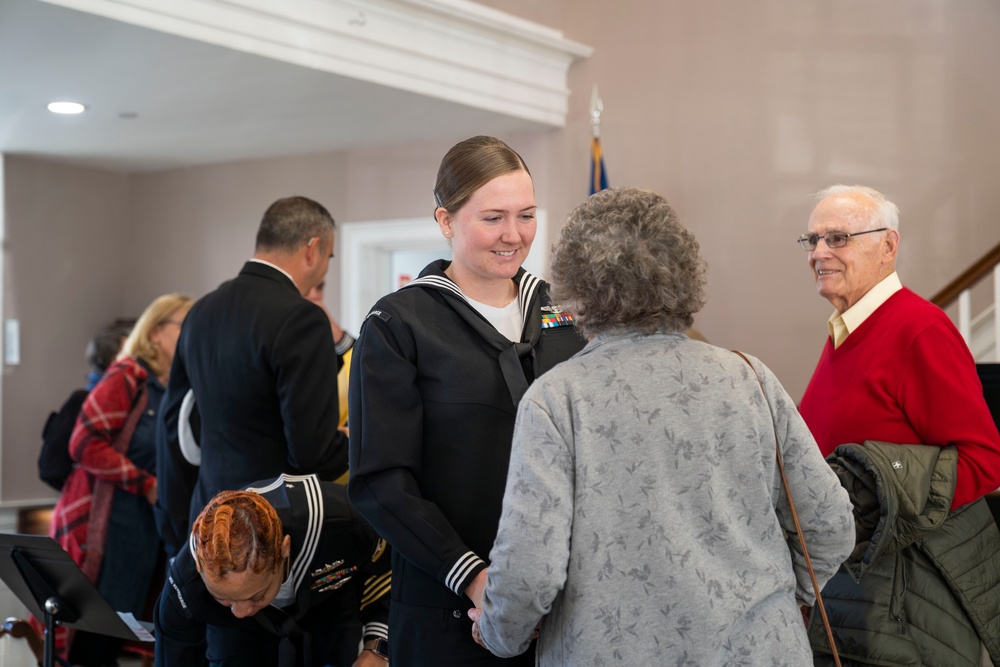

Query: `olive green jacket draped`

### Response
(809, 440, 1000, 666)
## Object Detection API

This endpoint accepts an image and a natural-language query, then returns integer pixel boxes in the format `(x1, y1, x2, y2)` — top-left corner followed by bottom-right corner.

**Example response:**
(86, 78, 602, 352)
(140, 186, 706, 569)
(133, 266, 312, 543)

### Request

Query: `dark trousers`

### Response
(389, 599, 535, 667)
(68, 630, 123, 667)
(205, 605, 361, 667)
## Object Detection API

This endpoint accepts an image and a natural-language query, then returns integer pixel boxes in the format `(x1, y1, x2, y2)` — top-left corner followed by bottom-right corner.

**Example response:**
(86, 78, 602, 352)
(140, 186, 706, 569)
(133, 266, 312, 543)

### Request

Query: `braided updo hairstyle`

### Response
(191, 490, 285, 578)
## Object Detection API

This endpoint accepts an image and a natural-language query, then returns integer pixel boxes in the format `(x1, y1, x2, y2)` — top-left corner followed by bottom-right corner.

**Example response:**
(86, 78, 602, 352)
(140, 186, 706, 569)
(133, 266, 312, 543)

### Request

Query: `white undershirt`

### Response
(272, 575, 295, 609)
(466, 296, 523, 342)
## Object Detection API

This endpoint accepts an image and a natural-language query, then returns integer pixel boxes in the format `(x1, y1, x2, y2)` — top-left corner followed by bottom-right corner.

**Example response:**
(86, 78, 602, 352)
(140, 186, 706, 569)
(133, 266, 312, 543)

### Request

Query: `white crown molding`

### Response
(38, 0, 593, 127)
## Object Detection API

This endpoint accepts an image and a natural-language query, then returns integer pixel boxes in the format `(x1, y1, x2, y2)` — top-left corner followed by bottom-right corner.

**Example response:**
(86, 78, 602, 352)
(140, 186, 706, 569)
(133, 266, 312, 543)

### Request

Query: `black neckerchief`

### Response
(241, 474, 323, 667)
(253, 607, 309, 667)
(402, 260, 543, 406)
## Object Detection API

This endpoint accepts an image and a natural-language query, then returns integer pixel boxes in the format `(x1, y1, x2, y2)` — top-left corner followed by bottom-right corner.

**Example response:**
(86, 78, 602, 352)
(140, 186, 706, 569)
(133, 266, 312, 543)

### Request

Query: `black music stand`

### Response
(0, 533, 154, 667)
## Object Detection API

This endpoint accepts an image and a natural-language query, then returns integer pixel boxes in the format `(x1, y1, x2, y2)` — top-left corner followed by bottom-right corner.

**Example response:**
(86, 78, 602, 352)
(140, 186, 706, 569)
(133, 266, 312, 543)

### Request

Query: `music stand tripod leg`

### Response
(11, 548, 79, 667)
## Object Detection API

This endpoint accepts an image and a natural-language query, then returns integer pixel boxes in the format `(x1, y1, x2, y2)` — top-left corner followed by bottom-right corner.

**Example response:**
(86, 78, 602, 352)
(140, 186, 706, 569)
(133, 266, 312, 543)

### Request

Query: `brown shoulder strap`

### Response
(82, 381, 149, 583)
(732, 350, 841, 666)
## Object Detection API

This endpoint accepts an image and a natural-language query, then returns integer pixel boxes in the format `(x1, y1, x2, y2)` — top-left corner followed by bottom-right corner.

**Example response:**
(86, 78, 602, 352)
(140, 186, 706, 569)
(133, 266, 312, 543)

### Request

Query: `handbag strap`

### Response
(81, 381, 149, 583)
(110, 383, 148, 455)
(732, 350, 841, 667)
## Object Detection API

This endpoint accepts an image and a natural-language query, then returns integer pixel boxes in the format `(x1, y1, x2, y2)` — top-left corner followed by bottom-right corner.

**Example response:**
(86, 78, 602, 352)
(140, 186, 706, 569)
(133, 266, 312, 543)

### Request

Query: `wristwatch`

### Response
(366, 638, 389, 660)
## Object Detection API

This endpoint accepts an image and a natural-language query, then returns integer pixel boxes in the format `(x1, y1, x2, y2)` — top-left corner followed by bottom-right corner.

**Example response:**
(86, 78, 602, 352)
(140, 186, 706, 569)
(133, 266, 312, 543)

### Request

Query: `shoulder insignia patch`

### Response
(371, 538, 387, 563)
(365, 309, 391, 323)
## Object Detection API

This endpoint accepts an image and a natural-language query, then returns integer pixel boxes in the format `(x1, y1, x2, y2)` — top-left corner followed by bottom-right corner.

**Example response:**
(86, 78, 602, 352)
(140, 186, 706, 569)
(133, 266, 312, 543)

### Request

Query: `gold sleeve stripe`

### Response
(361, 571, 391, 603)
(360, 572, 392, 610)
(360, 582, 391, 610)
(363, 570, 391, 595)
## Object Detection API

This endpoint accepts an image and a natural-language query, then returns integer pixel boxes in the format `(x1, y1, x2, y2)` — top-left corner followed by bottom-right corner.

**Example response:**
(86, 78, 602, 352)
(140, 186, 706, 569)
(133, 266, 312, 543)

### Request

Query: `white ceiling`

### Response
(0, 0, 551, 173)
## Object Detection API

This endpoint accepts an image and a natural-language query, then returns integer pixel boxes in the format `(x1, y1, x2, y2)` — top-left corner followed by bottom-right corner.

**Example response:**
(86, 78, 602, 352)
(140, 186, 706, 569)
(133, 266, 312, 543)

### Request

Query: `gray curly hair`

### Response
(550, 188, 707, 337)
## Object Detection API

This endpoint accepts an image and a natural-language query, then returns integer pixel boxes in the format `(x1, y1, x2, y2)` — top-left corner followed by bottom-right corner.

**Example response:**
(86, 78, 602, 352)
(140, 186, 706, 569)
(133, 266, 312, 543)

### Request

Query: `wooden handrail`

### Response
(930, 240, 1000, 309)
(1, 617, 44, 664)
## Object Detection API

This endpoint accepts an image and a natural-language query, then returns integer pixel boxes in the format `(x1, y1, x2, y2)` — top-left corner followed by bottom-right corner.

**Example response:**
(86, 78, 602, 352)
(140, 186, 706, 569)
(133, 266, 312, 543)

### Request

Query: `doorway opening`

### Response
(339, 212, 549, 334)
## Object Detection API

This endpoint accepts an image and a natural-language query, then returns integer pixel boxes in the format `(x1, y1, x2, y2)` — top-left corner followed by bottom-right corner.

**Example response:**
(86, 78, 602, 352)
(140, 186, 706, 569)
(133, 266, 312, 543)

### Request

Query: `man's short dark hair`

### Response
(255, 196, 336, 254)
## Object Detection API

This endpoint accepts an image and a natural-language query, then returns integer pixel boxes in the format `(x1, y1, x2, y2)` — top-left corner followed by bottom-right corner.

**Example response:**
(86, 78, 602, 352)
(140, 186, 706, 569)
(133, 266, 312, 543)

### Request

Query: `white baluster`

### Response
(993, 266, 1000, 362)
(959, 290, 972, 345)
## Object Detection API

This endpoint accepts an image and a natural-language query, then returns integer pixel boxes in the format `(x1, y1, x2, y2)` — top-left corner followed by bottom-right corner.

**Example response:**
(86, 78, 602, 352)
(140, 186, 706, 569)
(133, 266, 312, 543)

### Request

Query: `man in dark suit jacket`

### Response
(155, 196, 351, 556)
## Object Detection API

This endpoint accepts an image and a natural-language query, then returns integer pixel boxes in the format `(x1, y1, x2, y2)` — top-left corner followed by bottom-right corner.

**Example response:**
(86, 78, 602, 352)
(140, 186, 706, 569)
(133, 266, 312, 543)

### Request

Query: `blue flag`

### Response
(590, 137, 608, 195)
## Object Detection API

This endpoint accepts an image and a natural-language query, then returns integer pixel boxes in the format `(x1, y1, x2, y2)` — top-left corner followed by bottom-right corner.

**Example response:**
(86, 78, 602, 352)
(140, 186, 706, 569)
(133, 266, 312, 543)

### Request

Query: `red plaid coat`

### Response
(49, 357, 155, 580)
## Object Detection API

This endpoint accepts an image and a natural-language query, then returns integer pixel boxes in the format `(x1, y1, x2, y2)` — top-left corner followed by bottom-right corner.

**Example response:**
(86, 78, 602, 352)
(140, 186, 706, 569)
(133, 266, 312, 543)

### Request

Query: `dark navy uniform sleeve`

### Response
(156, 340, 199, 558)
(359, 536, 391, 643)
(154, 549, 209, 667)
(272, 301, 349, 479)
(348, 308, 486, 598)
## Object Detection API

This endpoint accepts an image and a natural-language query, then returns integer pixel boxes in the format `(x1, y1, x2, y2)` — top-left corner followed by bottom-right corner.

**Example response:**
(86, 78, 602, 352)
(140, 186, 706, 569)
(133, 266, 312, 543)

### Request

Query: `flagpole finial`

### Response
(590, 84, 603, 138)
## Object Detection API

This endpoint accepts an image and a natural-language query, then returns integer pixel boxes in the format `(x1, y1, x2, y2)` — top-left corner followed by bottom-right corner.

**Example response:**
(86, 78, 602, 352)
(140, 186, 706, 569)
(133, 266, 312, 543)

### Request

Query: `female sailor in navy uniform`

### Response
(154, 474, 390, 667)
(347, 135, 585, 665)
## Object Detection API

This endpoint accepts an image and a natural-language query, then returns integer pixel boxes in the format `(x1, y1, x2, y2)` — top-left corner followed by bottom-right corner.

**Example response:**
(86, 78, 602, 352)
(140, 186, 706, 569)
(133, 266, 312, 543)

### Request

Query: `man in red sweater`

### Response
(798, 184, 1000, 507)
(797, 184, 1000, 666)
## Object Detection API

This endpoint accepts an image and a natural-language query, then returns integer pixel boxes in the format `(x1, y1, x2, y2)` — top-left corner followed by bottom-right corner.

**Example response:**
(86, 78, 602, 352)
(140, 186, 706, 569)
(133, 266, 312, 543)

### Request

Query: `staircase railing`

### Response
(931, 240, 1000, 361)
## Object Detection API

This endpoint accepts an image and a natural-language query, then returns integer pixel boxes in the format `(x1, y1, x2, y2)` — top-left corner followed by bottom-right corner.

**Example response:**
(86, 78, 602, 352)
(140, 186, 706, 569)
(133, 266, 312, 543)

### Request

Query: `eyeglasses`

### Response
(796, 228, 887, 251)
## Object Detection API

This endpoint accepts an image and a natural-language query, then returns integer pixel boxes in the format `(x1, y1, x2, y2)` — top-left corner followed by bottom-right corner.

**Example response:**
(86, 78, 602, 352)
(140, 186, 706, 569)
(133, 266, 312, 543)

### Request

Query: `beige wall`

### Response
(2, 156, 130, 502)
(3, 0, 1000, 502)
(477, 0, 1000, 395)
(122, 135, 554, 318)
(124, 152, 350, 315)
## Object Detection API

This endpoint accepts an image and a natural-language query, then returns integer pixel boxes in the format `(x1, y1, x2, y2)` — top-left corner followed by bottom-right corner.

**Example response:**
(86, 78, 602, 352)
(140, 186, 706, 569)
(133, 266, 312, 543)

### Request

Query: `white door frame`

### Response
(339, 212, 549, 334)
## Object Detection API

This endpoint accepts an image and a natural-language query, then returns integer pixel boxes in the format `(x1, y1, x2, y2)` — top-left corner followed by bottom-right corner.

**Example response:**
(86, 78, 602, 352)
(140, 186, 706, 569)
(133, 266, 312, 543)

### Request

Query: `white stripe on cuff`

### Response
(445, 551, 484, 595)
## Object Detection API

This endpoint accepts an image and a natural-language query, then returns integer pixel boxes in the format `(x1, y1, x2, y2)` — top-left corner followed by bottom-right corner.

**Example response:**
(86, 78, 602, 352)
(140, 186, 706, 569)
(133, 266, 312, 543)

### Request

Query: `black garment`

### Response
(348, 261, 584, 665)
(39, 388, 89, 491)
(67, 629, 122, 667)
(156, 261, 348, 556)
(73, 361, 165, 667)
(154, 474, 390, 667)
(810, 442, 1000, 666)
(390, 600, 534, 667)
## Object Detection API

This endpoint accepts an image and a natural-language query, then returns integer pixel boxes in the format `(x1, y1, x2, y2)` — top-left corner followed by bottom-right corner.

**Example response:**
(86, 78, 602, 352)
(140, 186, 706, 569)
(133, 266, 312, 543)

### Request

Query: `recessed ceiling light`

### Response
(47, 102, 86, 115)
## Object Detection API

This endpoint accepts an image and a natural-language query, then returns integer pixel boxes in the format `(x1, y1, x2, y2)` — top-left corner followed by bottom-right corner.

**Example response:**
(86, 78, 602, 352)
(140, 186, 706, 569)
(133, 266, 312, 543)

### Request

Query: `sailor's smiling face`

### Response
(436, 169, 537, 289)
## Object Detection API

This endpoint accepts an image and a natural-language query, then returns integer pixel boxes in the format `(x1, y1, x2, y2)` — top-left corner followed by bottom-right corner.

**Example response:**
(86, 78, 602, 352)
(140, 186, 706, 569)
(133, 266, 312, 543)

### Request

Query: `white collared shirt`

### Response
(828, 271, 903, 348)
(249, 258, 298, 292)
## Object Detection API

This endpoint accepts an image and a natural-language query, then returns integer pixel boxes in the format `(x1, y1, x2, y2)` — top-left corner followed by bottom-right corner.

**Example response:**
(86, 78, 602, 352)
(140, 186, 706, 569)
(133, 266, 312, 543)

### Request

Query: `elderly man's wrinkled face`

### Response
(807, 193, 897, 313)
